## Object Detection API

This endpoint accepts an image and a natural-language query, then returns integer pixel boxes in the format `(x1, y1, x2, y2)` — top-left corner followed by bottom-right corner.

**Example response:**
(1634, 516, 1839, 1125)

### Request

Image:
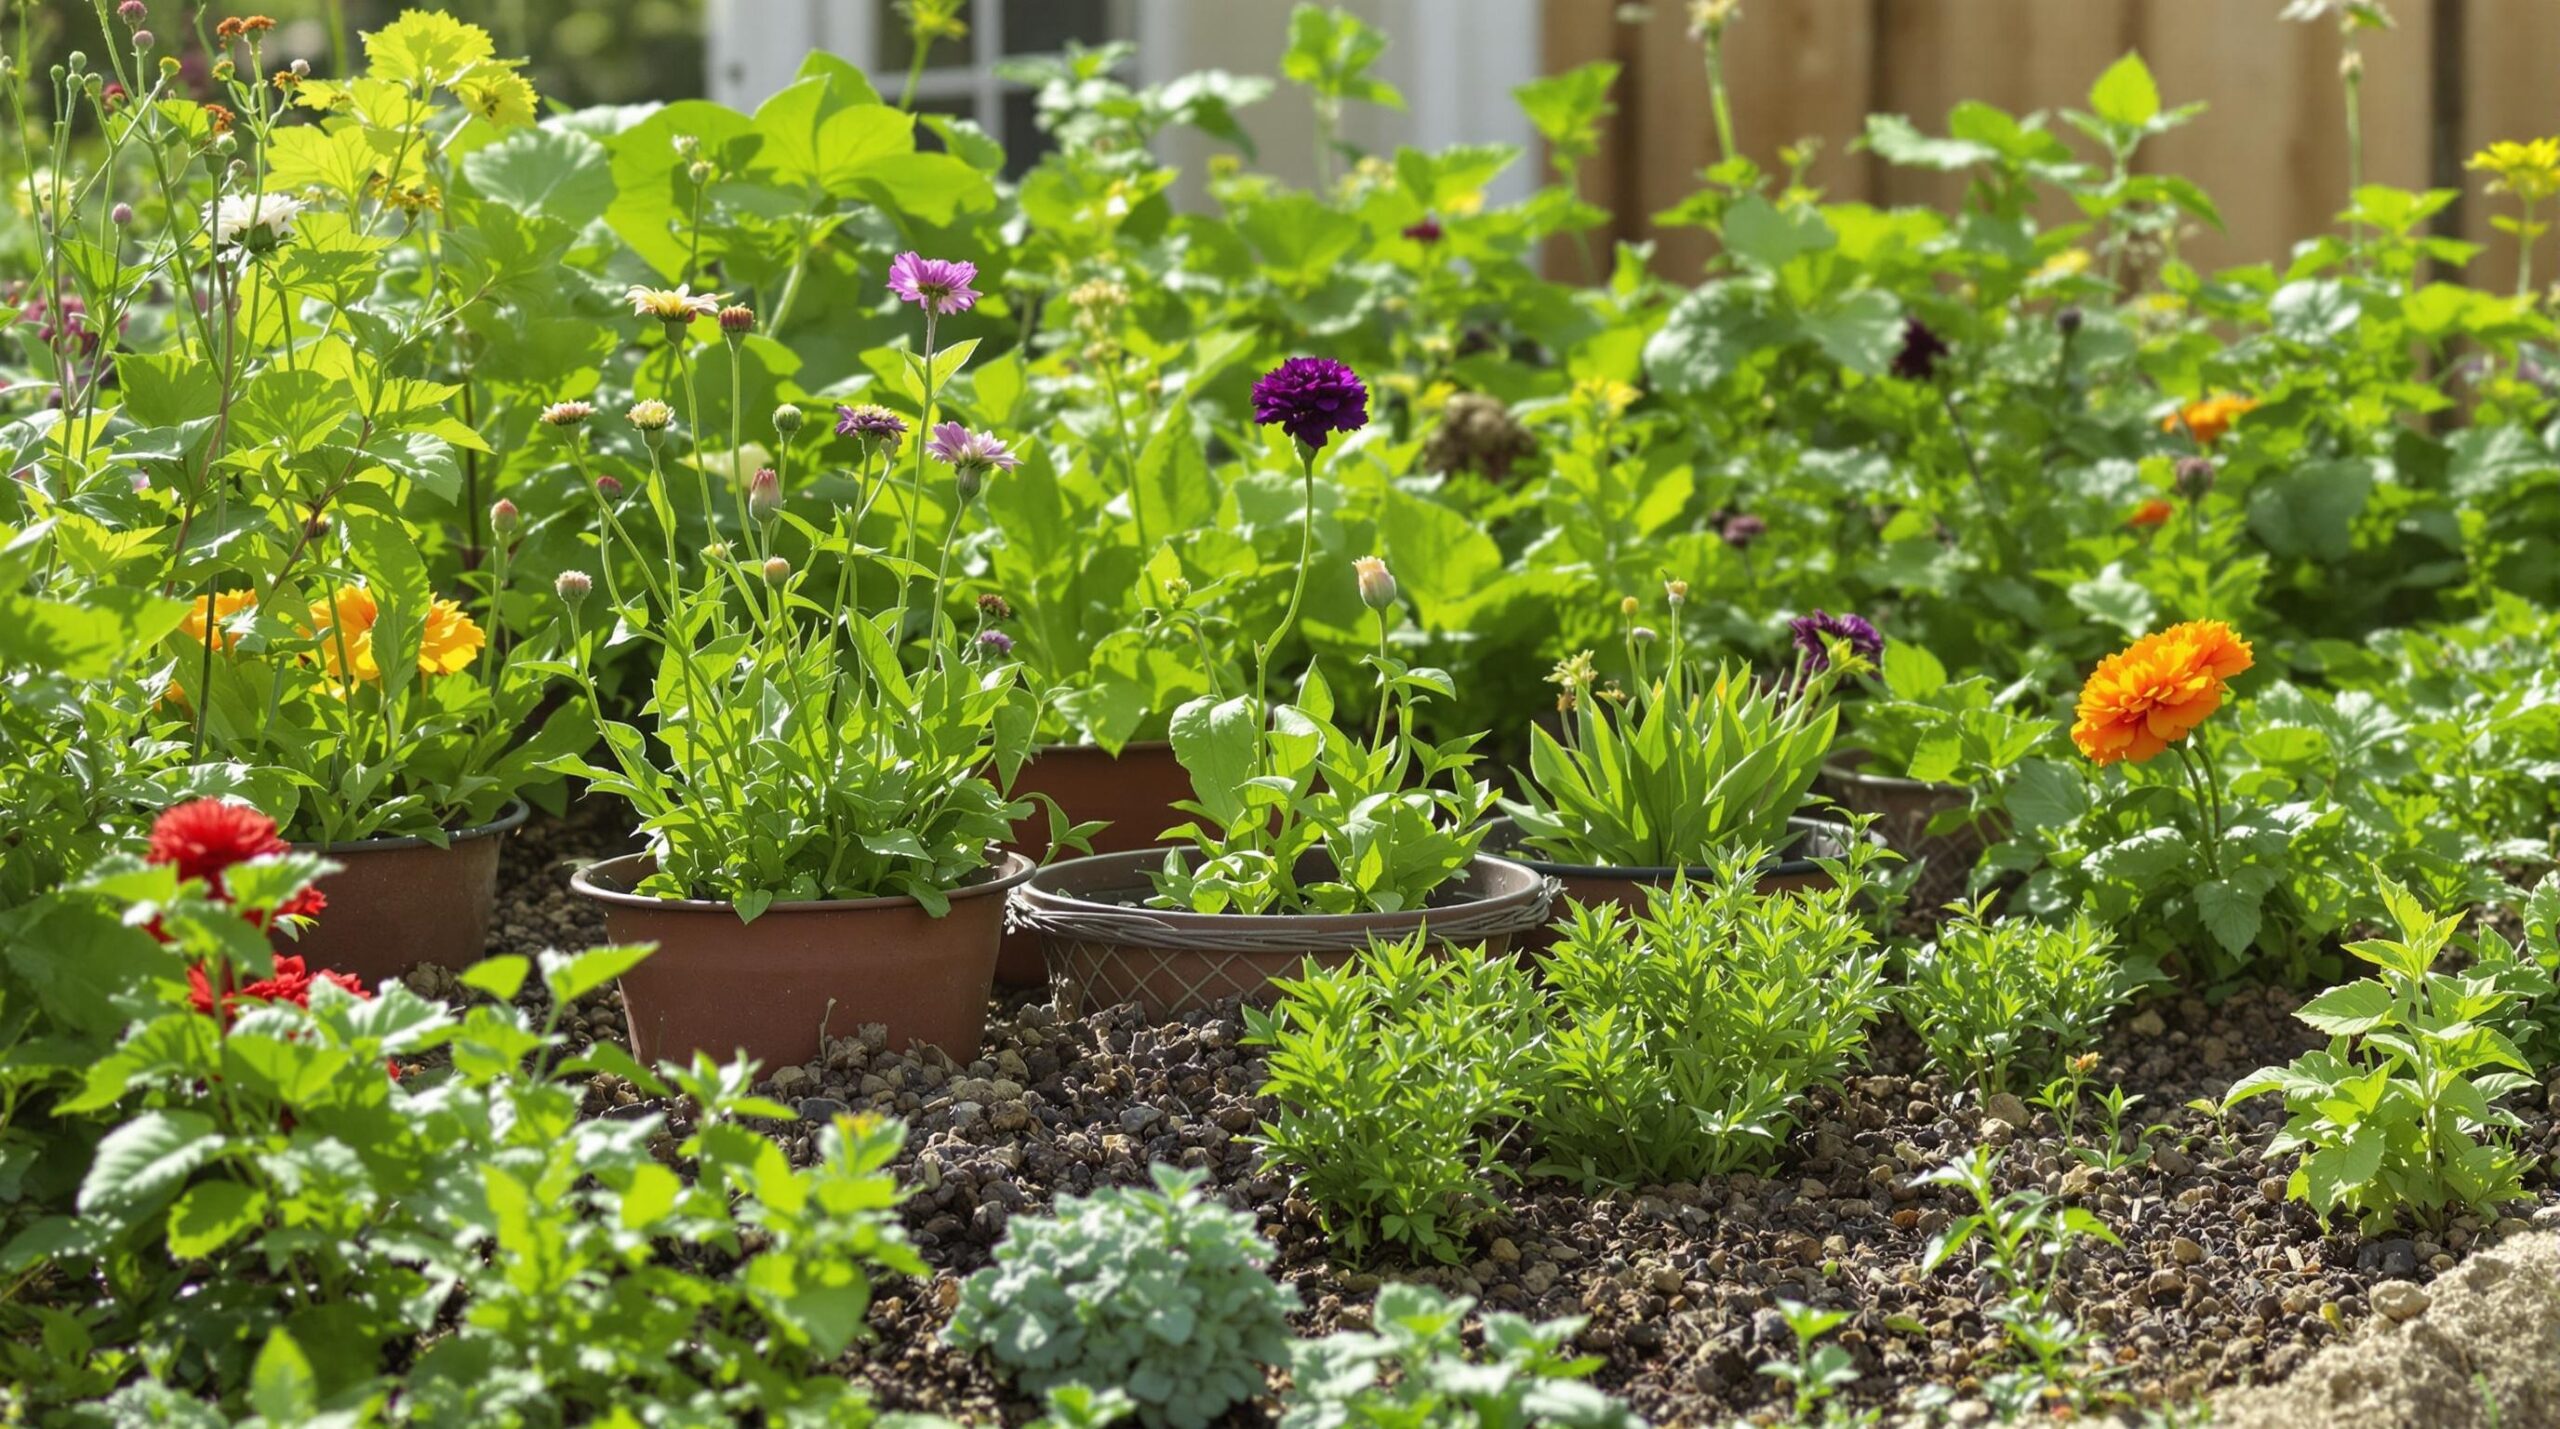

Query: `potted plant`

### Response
(1820, 639, 2055, 906)
(1485, 593, 1876, 936)
(1013, 359, 1554, 1019)
(163, 507, 584, 988)
(557, 267, 1064, 1069)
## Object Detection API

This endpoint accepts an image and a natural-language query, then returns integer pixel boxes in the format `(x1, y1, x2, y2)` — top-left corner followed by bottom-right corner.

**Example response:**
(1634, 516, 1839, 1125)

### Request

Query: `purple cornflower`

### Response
(925, 421, 1018, 475)
(1720, 513, 1767, 549)
(1402, 216, 1443, 244)
(834, 403, 909, 451)
(1891, 319, 1948, 382)
(886, 252, 980, 316)
(1252, 357, 1369, 450)
(976, 629, 1014, 657)
(1789, 609, 1883, 671)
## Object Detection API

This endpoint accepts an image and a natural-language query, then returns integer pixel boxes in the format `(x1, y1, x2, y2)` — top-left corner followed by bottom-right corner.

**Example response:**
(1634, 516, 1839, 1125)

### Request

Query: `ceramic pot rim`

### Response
(571, 849, 1035, 915)
(292, 799, 530, 856)
(1013, 849, 1553, 947)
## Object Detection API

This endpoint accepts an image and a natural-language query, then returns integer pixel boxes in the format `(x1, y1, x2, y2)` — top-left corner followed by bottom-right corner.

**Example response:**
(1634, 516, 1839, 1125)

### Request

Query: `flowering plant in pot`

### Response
(1488, 589, 1869, 922)
(1012, 358, 1553, 1019)
(555, 266, 1065, 1068)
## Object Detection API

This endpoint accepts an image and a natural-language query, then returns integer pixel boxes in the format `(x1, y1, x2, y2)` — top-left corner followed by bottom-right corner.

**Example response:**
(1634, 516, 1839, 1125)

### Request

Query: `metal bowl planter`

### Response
(570, 851, 1035, 1069)
(1010, 850, 1556, 1021)
(1479, 814, 1887, 947)
(279, 800, 528, 989)
(994, 741, 1194, 987)
(1815, 755, 2005, 908)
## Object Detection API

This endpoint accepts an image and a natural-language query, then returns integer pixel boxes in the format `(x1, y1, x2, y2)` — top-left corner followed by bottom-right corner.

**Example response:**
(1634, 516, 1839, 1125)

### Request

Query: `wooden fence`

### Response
(1541, 0, 2560, 283)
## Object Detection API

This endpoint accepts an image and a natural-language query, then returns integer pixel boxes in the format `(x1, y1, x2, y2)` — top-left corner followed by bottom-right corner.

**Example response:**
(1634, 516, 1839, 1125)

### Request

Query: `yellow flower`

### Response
(178, 588, 258, 653)
(1575, 376, 1639, 418)
(307, 585, 485, 684)
(2469, 138, 2560, 203)
(624, 284, 724, 324)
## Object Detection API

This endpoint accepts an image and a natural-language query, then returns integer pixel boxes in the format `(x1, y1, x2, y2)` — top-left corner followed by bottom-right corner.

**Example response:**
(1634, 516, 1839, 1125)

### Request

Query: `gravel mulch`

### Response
(468, 808, 2560, 1427)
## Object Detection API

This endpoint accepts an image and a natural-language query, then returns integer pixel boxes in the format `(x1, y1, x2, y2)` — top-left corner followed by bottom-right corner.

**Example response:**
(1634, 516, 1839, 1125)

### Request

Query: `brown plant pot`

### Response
(1481, 814, 1884, 948)
(1816, 755, 2005, 907)
(995, 741, 1193, 987)
(279, 801, 527, 990)
(1011, 850, 1555, 1021)
(569, 851, 1034, 1070)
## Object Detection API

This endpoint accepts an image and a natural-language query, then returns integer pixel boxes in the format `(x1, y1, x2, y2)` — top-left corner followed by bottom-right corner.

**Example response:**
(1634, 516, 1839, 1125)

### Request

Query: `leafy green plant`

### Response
(1525, 840, 1892, 1186)
(1502, 585, 1844, 868)
(2471, 872, 2560, 1064)
(1753, 1300, 1872, 1428)
(1920, 1148, 2122, 1417)
(946, 1164, 1300, 1429)
(1244, 934, 1537, 1264)
(0, 829, 930, 1423)
(1839, 641, 2055, 800)
(2225, 878, 2534, 1231)
(1283, 1282, 1640, 1429)
(1896, 902, 2132, 1098)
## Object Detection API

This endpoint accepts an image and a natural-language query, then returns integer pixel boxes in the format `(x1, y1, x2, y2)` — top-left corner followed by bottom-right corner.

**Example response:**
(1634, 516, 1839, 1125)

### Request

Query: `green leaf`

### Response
(2295, 978, 2393, 1036)
(2089, 53, 2161, 129)
(2301, 1122, 2385, 1214)
(2194, 878, 2265, 957)
(78, 1110, 222, 1213)
(1721, 196, 1833, 271)
(457, 955, 529, 1002)
(540, 944, 654, 1006)
(167, 1180, 267, 1259)
(2248, 460, 2374, 563)
(619, 1163, 683, 1229)
(1134, 402, 1216, 540)
(249, 1327, 318, 1424)
(461, 126, 617, 226)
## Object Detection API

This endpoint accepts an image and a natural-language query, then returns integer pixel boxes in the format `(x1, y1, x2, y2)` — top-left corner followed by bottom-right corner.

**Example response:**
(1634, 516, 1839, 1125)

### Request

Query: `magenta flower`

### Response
(834, 403, 909, 450)
(1402, 216, 1443, 244)
(886, 252, 980, 316)
(926, 421, 1018, 475)
(1789, 610, 1884, 671)
(1252, 357, 1369, 450)
(976, 629, 1014, 657)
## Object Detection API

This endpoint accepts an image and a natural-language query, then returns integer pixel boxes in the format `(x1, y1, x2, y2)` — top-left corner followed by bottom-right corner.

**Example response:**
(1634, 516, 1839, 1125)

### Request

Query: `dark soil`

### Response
(474, 807, 2560, 1427)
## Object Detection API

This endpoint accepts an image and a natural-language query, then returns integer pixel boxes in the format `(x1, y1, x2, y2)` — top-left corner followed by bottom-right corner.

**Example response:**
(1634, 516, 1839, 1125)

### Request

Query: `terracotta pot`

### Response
(280, 801, 527, 989)
(994, 741, 1193, 987)
(1011, 851, 1555, 1021)
(1816, 755, 2004, 908)
(1480, 815, 1885, 948)
(570, 851, 1034, 1069)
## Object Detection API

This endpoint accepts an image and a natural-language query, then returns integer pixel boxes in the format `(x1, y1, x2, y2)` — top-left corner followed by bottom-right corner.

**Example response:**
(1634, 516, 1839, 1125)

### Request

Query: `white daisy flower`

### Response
(208, 192, 304, 248)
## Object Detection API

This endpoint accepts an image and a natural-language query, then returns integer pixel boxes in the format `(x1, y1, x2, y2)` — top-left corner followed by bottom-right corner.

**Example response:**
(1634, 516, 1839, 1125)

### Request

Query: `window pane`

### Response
(874, 0, 979, 74)
(1001, 88, 1056, 179)
(1003, 0, 1112, 54)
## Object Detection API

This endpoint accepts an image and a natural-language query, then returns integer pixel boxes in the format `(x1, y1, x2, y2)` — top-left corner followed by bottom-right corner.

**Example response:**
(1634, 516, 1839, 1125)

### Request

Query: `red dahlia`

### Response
(148, 799, 290, 883)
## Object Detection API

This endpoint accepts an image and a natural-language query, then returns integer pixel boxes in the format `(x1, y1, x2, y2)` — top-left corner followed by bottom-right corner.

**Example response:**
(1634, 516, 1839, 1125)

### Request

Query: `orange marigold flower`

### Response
(179, 588, 258, 652)
(2069, 619, 2255, 766)
(307, 585, 486, 683)
(214, 17, 246, 39)
(241, 15, 277, 32)
(203, 102, 236, 135)
(2163, 393, 2258, 447)
(2128, 498, 2175, 529)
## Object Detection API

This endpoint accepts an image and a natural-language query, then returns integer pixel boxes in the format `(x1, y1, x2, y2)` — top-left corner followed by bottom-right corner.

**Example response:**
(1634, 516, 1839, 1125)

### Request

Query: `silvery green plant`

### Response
(944, 1165, 1298, 1429)
(1896, 901, 2132, 1098)
(1283, 1282, 1641, 1429)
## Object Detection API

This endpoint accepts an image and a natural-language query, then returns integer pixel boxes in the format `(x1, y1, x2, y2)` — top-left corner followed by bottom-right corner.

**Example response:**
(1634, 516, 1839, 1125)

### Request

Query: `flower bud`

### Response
(595, 474, 625, 502)
(1720, 513, 1766, 549)
(132, 29, 154, 50)
(117, 0, 147, 26)
(686, 159, 714, 186)
(555, 570, 592, 605)
(290, 58, 309, 78)
(772, 402, 803, 435)
(762, 555, 790, 586)
(2174, 455, 2217, 500)
(746, 467, 782, 525)
(1631, 626, 1658, 644)
(718, 304, 755, 336)
(1664, 579, 1688, 607)
(130, 471, 151, 494)
(1163, 576, 1191, 609)
(626, 398, 675, 434)
(1353, 555, 1398, 612)
(2057, 306, 2084, 337)
(1620, 595, 1640, 617)
(977, 592, 1012, 622)
(954, 465, 983, 504)
(111, 202, 134, 225)
(489, 497, 520, 536)
(540, 400, 594, 428)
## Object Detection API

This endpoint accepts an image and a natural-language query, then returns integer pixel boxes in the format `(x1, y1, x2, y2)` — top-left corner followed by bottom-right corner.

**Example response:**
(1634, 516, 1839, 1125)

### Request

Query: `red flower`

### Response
(147, 799, 326, 929)
(2128, 498, 2175, 530)
(188, 952, 373, 1024)
(149, 799, 290, 883)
